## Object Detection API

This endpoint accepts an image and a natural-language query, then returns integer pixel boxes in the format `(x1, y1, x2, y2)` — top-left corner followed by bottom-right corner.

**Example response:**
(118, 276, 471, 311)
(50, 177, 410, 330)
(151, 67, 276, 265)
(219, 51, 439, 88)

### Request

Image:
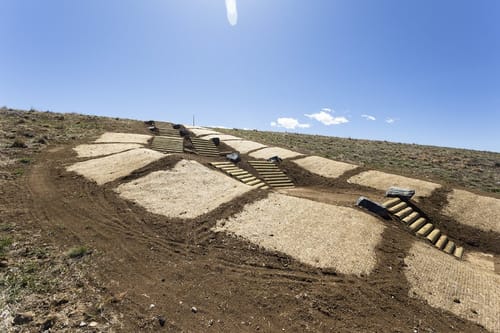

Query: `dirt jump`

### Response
(1, 115, 499, 333)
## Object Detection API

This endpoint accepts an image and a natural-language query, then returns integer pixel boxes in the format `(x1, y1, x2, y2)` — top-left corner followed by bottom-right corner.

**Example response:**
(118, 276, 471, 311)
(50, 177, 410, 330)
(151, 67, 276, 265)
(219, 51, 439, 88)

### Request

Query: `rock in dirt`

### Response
(191, 307, 198, 313)
(40, 317, 55, 330)
(158, 316, 166, 327)
(13, 312, 34, 325)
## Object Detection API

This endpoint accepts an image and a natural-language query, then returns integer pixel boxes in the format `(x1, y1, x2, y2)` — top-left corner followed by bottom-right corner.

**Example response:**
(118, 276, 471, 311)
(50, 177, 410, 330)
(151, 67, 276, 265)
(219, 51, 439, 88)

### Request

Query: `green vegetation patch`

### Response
(67, 246, 90, 259)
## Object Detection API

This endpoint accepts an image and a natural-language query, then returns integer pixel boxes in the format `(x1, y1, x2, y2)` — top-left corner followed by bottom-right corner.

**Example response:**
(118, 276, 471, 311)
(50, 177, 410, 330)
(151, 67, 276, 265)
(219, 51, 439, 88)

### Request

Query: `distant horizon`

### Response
(1, 1, 498, 152)
(3, 105, 499, 154)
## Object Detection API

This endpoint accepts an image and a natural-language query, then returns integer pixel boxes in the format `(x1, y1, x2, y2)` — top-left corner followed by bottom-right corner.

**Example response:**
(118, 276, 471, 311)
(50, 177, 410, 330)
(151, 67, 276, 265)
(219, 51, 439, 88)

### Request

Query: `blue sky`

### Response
(1, 1, 499, 152)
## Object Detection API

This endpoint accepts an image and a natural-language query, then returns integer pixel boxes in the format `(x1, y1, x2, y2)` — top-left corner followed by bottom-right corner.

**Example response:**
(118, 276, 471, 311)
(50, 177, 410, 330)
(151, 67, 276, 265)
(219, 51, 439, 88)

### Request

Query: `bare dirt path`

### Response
(14, 144, 491, 332)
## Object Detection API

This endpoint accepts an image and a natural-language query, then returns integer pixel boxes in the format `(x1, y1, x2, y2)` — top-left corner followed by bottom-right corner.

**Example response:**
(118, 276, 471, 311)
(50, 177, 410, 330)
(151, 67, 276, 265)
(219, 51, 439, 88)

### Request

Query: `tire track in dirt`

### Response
(21, 144, 491, 332)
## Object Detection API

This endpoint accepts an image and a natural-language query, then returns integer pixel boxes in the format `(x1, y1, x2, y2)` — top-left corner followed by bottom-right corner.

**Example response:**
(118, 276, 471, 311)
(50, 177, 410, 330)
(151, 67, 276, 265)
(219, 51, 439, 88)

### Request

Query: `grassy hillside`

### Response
(216, 128, 500, 195)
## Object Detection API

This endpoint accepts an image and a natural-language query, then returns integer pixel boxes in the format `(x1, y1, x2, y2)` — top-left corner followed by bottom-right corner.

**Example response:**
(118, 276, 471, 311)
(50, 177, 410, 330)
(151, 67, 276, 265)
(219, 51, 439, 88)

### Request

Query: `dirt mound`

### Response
(116, 159, 253, 219)
(292, 155, 359, 179)
(348, 170, 441, 199)
(73, 143, 143, 158)
(249, 147, 304, 160)
(94, 132, 152, 144)
(67, 148, 165, 185)
(443, 189, 500, 233)
(405, 241, 500, 333)
(213, 193, 385, 275)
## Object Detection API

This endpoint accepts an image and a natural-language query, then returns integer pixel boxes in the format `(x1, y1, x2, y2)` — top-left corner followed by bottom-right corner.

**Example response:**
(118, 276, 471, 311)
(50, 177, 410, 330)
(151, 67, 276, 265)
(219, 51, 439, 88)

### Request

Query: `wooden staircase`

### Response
(382, 197, 464, 259)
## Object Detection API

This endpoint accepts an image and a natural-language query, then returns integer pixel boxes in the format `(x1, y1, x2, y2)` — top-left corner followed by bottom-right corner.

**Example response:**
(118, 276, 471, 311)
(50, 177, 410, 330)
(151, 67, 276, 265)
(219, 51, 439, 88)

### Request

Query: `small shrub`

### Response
(11, 138, 27, 148)
(0, 237, 12, 257)
(19, 158, 31, 164)
(67, 246, 90, 259)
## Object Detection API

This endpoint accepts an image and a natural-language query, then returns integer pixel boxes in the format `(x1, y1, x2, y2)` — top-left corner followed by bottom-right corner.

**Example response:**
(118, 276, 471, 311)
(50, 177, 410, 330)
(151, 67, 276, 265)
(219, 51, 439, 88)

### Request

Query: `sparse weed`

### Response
(0, 237, 12, 257)
(0, 223, 14, 232)
(67, 246, 90, 259)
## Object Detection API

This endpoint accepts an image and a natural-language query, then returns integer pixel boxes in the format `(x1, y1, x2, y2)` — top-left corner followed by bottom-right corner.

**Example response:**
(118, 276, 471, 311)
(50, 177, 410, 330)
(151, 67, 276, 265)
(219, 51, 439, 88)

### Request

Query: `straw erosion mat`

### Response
(443, 189, 500, 233)
(94, 132, 152, 144)
(73, 143, 143, 158)
(116, 159, 252, 219)
(66, 148, 165, 185)
(214, 193, 385, 276)
(348, 170, 441, 198)
(221, 140, 267, 154)
(292, 155, 358, 179)
(405, 241, 500, 333)
(249, 146, 304, 160)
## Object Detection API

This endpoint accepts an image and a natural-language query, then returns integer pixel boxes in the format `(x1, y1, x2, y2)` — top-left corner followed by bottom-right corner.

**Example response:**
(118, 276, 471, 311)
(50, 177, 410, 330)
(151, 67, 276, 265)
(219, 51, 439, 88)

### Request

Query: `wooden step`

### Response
(382, 197, 402, 208)
(434, 235, 448, 250)
(426, 229, 441, 244)
(408, 218, 426, 231)
(394, 207, 413, 219)
(211, 162, 233, 166)
(443, 241, 456, 254)
(388, 202, 408, 213)
(402, 212, 420, 224)
(416, 223, 434, 236)
(453, 246, 464, 259)
(240, 176, 257, 182)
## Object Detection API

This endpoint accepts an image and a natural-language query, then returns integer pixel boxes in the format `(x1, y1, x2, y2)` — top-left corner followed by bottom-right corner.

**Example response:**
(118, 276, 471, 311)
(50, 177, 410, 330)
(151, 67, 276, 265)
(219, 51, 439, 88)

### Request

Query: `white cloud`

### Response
(386, 118, 396, 124)
(305, 110, 349, 126)
(270, 117, 310, 130)
(225, 0, 238, 26)
(361, 114, 376, 121)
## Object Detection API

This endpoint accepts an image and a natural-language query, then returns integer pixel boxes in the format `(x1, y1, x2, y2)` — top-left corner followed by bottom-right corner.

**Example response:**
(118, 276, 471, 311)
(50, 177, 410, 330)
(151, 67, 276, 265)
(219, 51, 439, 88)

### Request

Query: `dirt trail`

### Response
(15, 144, 492, 332)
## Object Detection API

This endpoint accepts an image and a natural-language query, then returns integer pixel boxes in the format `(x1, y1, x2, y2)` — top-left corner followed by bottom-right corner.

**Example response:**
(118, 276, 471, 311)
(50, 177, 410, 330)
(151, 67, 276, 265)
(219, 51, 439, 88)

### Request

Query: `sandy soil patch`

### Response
(249, 147, 304, 160)
(464, 251, 497, 273)
(94, 132, 152, 144)
(213, 193, 385, 275)
(221, 140, 267, 154)
(348, 170, 441, 198)
(201, 134, 242, 141)
(73, 143, 143, 158)
(188, 128, 221, 137)
(67, 148, 165, 185)
(405, 241, 500, 333)
(116, 160, 252, 219)
(443, 189, 500, 233)
(292, 155, 358, 179)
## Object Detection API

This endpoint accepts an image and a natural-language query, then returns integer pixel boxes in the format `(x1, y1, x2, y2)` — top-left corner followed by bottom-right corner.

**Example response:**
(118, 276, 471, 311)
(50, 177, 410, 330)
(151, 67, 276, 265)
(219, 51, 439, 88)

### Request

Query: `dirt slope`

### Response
(1, 109, 498, 332)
